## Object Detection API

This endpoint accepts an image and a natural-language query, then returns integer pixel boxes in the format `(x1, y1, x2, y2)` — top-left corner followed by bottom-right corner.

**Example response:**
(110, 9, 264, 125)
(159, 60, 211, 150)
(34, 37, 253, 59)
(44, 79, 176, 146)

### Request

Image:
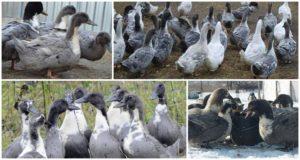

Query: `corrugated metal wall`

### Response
(2, 2, 112, 33)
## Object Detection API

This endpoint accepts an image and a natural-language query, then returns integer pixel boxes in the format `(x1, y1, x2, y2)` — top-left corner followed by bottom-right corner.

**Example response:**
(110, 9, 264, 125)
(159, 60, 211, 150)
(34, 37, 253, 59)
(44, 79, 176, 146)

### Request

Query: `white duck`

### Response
(240, 19, 266, 65)
(206, 21, 225, 71)
(278, 2, 291, 20)
(178, 2, 192, 16)
(274, 15, 293, 42)
(175, 22, 211, 74)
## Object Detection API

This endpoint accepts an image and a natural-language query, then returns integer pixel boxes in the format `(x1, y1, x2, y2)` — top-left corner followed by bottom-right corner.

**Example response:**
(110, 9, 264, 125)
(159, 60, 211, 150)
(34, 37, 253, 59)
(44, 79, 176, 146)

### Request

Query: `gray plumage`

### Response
(79, 31, 111, 61)
(64, 134, 90, 158)
(13, 12, 96, 76)
(263, 3, 277, 35)
(185, 14, 200, 47)
(276, 22, 296, 64)
(251, 36, 277, 78)
(45, 127, 65, 158)
(230, 11, 250, 50)
(3, 137, 23, 158)
(232, 2, 258, 20)
(152, 12, 174, 64)
(169, 17, 191, 40)
(114, 16, 126, 65)
(122, 29, 156, 73)
(128, 12, 145, 51)
(222, 3, 235, 29)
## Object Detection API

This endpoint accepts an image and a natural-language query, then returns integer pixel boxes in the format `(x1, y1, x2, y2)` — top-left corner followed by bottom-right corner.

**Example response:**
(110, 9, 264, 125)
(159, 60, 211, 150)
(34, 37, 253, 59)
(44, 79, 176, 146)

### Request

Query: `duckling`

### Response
(13, 12, 97, 78)
(276, 22, 296, 64)
(272, 94, 293, 109)
(107, 86, 131, 141)
(128, 11, 145, 52)
(206, 21, 225, 71)
(189, 99, 236, 148)
(152, 12, 174, 65)
(114, 15, 126, 65)
(278, 2, 291, 22)
(222, 2, 235, 29)
(39, 5, 76, 36)
(3, 100, 39, 158)
(232, 2, 258, 20)
(18, 113, 47, 158)
(2, 2, 47, 70)
(251, 36, 277, 79)
(135, 2, 158, 15)
(263, 3, 277, 37)
(122, 29, 156, 74)
(75, 93, 124, 158)
(176, 22, 211, 74)
(45, 99, 79, 158)
(230, 10, 250, 50)
(245, 100, 298, 150)
(115, 94, 179, 158)
(79, 31, 111, 61)
(240, 19, 266, 65)
(178, 2, 192, 17)
(184, 14, 200, 48)
(274, 15, 293, 42)
(147, 83, 181, 146)
(60, 89, 91, 158)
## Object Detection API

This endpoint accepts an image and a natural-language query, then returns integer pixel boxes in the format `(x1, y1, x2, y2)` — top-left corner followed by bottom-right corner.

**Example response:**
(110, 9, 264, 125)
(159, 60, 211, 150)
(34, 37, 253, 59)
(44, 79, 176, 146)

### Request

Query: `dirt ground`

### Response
(114, 2, 298, 79)
(2, 53, 112, 79)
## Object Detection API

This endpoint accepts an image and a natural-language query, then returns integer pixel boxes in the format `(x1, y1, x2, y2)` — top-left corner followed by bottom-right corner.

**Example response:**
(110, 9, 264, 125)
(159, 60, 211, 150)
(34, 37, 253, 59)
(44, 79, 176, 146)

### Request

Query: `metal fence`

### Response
(2, 2, 112, 33)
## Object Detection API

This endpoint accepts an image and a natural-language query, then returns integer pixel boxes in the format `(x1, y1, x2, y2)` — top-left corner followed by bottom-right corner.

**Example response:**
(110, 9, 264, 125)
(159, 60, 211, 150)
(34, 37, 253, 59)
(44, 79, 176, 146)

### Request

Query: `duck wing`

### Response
(189, 112, 228, 144)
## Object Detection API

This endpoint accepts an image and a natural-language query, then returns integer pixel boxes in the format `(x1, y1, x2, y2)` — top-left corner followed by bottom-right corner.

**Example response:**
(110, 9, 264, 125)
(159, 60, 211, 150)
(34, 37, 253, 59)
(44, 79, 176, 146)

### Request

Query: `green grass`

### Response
(2, 81, 186, 150)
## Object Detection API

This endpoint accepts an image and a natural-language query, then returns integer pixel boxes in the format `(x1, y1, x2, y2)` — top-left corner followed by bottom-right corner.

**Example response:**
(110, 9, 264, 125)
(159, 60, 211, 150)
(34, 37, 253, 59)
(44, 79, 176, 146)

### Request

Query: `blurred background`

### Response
(2, 2, 112, 33)
(2, 81, 186, 150)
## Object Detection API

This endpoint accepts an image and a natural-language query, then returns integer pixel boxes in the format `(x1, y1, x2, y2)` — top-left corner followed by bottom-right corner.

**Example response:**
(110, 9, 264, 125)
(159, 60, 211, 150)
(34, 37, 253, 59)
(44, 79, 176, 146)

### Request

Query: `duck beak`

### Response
(75, 95, 88, 103)
(86, 19, 97, 26)
(41, 11, 48, 16)
(245, 110, 255, 118)
(28, 106, 39, 114)
(68, 104, 80, 111)
(151, 92, 158, 100)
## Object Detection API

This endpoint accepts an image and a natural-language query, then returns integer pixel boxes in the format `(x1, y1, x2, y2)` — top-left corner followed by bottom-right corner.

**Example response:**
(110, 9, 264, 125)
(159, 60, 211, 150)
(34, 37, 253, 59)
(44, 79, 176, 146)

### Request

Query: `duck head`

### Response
(54, 5, 76, 29)
(96, 32, 111, 47)
(14, 100, 39, 115)
(23, 2, 47, 20)
(75, 93, 106, 111)
(206, 88, 234, 112)
(30, 113, 45, 129)
(74, 87, 88, 100)
(245, 100, 274, 119)
(220, 98, 237, 115)
(71, 12, 97, 27)
(109, 88, 128, 102)
(225, 2, 232, 13)
(46, 99, 79, 128)
(151, 83, 165, 100)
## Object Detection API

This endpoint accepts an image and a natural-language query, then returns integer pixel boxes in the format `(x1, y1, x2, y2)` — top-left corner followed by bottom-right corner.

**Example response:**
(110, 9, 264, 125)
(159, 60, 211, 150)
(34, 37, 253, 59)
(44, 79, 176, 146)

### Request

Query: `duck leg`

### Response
(46, 69, 58, 79)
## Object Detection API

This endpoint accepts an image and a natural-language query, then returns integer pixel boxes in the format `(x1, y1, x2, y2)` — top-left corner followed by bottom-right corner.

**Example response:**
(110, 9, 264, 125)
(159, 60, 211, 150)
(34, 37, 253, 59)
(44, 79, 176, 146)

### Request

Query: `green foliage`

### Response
(2, 81, 186, 150)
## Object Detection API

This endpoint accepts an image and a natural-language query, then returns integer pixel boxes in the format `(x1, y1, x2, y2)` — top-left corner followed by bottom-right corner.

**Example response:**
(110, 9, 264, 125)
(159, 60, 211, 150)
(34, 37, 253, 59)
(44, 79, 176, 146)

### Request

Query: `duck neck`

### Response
(46, 110, 59, 129)
(267, 3, 272, 14)
(66, 25, 81, 55)
(253, 21, 262, 40)
(192, 20, 199, 32)
(259, 114, 274, 139)
(24, 14, 40, 29)
(21, 113, 30, 138)
(25, 125, 46, 157)
(226, 4, 231, 13)
(94, 108, 109, 133)
(160, 16, 168, 32)
(198, 26, 209, 45)
(211, 25, 221, 43)
(54, 15, 69, 31)
(284, 25, 290, 39)
(116, 19, 123, 38)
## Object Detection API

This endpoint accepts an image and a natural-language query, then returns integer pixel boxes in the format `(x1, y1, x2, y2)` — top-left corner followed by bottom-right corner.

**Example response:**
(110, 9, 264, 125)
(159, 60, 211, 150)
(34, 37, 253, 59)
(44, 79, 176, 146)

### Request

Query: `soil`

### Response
(114, 2, 298, 79)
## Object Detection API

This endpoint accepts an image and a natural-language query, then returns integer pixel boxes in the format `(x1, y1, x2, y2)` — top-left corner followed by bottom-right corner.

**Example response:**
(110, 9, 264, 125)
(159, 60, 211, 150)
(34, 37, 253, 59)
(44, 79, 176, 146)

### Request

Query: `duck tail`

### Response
(12, 36, 25, 55)
(166, 139, 180, 158)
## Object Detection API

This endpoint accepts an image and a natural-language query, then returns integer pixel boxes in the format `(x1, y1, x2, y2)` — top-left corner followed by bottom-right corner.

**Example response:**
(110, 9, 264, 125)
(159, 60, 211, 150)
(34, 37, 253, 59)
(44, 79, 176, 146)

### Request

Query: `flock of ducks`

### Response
(2, 2, 111, 78)
(4, 83, 186, 158)
(113, 2, 296, 78)
(188, 88, 298, 150)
